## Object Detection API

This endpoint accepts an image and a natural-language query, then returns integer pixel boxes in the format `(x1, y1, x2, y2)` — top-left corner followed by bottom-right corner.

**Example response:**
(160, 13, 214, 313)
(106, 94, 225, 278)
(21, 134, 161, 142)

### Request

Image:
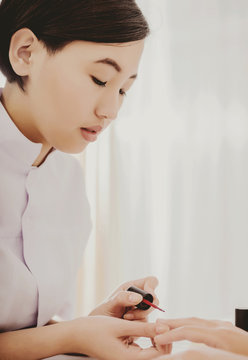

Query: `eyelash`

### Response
(91, 76, 126, 96)
(91, 76, 107, 87)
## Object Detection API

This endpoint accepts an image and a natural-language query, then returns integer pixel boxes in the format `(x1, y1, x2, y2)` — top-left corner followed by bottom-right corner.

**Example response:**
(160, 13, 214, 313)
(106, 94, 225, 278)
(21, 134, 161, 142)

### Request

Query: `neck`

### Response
(1, 83, 53, 167)
(2, 83, 43, 143)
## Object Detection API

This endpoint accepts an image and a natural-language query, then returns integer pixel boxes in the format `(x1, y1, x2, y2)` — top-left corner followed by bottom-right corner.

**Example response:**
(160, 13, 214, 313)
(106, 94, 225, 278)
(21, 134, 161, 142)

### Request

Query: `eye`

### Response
(91, 76, 107, 87)
(119, 89, 126, 97)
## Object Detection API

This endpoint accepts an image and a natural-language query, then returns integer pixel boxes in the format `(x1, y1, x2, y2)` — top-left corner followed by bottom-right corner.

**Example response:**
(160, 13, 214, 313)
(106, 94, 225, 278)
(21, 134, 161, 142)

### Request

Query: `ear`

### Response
(8, 28, 39, 77)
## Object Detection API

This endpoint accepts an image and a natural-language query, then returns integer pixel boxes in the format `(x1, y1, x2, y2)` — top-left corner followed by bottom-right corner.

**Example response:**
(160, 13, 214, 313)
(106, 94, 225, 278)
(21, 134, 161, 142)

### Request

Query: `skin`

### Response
(153, 317, 248, 359)
(0, 316, 162, 360)
(89, 276, 159, 320)
(0, 28, 168, 359)
(155, 347, 248, 360)
(1, 28, 144, 165)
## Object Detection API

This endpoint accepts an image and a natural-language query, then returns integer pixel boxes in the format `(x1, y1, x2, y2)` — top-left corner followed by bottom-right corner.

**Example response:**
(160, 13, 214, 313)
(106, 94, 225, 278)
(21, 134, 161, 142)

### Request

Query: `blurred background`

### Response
(1, 0, 248, 324)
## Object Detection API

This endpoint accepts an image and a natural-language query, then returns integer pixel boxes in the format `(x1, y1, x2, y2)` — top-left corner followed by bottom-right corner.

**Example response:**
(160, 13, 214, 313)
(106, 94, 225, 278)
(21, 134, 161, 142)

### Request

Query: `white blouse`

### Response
(0, 90, 92, 331)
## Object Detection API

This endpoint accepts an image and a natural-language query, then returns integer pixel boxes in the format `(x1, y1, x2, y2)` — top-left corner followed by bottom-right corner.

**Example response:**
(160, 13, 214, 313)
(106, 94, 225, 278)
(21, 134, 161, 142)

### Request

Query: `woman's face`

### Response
(25, 39, 144, 153)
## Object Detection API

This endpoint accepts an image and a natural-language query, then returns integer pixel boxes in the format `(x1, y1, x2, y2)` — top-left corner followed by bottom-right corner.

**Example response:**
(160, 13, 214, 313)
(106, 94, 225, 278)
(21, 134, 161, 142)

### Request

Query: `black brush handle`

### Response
(127, 286, 153, 310)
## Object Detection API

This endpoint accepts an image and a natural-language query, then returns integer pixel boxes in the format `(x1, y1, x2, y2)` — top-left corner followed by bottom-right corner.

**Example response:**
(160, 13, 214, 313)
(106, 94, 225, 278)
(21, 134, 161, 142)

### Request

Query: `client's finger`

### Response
(156, 317, 225, 331)
(154, 325, 218, 348)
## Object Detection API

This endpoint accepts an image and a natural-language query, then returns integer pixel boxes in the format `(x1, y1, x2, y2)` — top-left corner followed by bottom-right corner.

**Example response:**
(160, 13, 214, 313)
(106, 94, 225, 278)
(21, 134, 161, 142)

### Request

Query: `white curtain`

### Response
(78, 0, 248, 322)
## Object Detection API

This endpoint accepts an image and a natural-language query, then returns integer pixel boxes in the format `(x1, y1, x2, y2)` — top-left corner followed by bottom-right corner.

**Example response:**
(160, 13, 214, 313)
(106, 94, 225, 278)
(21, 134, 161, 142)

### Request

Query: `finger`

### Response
(121, 276, 159, 292)
(110, 290, 143, 309)
(143, 276, 159, 291)
(124, 312, 145, 321)
(143, 277, 159, 299)
(143, 278, 160, 312)
(155, 343, 172, 355)
(152, 336, 172, 353)
(123, 289, 160, 320)
(118, 277, 160, 317)
(167, 344, 173, 354)
(154, 326, 218, 348)
(153, 350, 195, 360)
(153, 353, 186, 359)
(124, 299, 161, 320)
(136, 346, 166, 360)
(156, 319, 170, 334)
(154, 322, 171, 352)
(156, 317, 218, 332)
(155, 348, 248, 360)
(119, 344, 162, 360)
(124, 308, 153, 320)
(138, 277, 160, 307)
(123, 286, 160, 320)
(120, 320, 157, 338)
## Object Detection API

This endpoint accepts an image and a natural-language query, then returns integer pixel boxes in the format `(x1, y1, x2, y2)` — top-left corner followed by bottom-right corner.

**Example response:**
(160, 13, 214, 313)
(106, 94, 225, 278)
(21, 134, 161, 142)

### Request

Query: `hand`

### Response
(89, 276, 159, 321)
(154, 346, 248, 360)
(154, 317, 248, 356)
(66, 315, 165, 360)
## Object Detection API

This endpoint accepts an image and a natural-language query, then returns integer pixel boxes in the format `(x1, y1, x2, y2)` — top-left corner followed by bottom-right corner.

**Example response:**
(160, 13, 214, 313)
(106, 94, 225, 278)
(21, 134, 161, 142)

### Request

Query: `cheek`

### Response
(31, 63, 97, 131)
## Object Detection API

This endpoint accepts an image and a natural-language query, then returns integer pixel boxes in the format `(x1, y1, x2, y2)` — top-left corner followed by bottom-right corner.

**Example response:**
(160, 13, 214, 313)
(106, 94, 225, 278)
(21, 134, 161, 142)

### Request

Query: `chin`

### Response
(55, 142, 88, 154)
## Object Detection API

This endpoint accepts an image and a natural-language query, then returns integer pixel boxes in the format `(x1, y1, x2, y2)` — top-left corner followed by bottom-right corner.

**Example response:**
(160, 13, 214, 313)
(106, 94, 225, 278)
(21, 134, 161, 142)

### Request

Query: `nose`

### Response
(95, 94, 120, 122)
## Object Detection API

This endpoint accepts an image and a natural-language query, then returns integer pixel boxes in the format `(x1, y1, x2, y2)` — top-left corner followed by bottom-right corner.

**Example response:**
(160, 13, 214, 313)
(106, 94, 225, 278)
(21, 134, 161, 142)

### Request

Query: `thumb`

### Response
(110, 290, 143, 308)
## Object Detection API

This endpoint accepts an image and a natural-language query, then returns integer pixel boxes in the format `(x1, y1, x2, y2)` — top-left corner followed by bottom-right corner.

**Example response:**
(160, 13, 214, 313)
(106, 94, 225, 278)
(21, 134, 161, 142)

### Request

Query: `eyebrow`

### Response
(94, 58, 137, 79)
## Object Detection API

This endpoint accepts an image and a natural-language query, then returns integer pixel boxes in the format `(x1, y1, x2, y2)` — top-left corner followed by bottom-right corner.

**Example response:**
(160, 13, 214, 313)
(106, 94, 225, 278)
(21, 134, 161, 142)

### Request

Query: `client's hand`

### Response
(154, 346, 248, 360)
(67, 316, 164, 360)
(154, 317, 248, 356)
(89, 276, 159, 321)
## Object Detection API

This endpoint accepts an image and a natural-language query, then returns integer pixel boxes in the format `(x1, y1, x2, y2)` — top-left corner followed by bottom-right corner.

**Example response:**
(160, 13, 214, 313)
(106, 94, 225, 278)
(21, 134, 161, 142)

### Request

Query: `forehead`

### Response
(59, 39, 145, 73)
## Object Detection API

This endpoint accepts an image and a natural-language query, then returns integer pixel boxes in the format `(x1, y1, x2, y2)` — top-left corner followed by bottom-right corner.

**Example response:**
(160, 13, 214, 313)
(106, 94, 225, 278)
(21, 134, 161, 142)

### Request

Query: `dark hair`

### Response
(0, 0, 149, 89)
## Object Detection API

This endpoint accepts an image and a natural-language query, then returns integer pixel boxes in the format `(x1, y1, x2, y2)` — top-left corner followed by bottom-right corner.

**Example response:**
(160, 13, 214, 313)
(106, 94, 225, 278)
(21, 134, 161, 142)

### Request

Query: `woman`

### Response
(153, 317, 248, 359)
(0, 0, 163, 358)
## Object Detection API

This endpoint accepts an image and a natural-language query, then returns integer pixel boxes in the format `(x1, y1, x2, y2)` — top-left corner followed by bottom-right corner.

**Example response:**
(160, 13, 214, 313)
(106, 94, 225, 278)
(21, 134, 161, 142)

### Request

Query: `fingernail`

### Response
(129, 293, 141, 303)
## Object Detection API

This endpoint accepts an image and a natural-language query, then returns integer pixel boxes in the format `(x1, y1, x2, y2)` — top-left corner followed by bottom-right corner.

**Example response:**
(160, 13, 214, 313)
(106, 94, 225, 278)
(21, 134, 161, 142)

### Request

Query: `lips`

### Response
(82, 125, 102, 133)
(80, 125, 102, 142)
